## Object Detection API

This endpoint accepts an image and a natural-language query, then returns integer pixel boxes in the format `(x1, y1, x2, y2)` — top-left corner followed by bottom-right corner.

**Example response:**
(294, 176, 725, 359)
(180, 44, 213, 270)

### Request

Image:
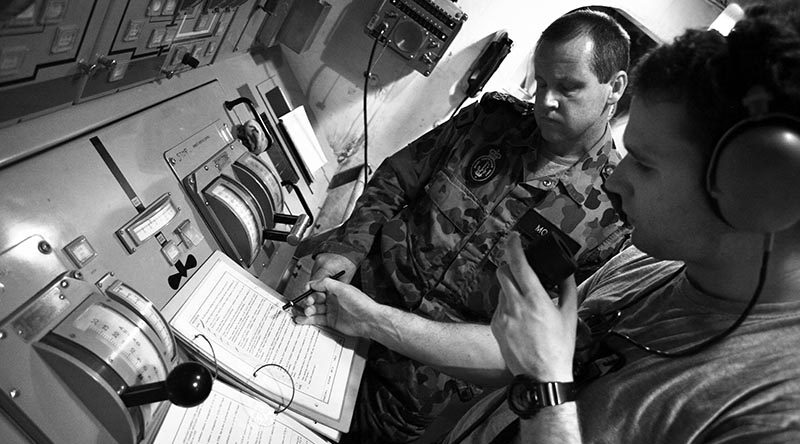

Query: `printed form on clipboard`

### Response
(161, 251, 367, 439)
(154, 383, 328, 444)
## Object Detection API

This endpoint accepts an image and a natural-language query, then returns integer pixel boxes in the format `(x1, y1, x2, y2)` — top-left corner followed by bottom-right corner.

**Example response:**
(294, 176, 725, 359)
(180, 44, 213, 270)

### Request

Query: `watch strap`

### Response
(507, 375, 578, 418)
(536, 380, 578, 407)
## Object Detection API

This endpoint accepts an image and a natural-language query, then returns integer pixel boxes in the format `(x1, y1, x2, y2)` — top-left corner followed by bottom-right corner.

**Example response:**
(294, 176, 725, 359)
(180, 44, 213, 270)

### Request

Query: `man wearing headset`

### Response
(296, 10, 631, 443)
(440, 2, 800, 442)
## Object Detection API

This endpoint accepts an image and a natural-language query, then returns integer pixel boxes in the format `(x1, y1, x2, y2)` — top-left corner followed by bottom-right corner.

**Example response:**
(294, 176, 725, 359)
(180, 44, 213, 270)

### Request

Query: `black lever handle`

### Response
(224, 97, 273, 154)
(264, 213, 311, 246)
(263, 181, 314, 246)
(281, 180, 314, 226)
(119, 361, 213, 408)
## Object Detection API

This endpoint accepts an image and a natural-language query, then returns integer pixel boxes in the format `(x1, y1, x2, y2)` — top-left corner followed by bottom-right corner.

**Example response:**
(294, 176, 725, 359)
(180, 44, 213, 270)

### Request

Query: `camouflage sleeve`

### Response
(314, 104, 478, 265)
(574, 226, 632, 284)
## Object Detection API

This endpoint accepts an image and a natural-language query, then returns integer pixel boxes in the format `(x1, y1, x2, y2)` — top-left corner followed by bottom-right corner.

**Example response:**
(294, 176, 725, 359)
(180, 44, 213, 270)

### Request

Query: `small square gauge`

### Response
(64, 236, 97, 268)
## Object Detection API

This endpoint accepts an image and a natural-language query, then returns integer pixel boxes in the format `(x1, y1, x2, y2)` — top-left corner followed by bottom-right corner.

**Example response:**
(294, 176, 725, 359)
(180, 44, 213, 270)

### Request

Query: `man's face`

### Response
(605, 98, 728, 260)
(533, 35, 613, 147)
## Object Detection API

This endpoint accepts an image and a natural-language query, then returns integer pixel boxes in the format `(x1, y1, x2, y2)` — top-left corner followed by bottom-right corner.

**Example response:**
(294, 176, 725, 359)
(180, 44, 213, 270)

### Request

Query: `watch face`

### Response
(507, 376, 539, 419)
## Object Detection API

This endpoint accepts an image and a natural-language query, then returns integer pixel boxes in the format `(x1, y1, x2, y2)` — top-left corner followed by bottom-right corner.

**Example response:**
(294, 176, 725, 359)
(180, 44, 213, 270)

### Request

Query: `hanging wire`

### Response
(252, 363, 296, 414)
(362, 26, 388, 182)
(608, 233, 773, 358)
(193, 333, 219, 381)
(450, 233, 774, 443)
(450, 95, 470, 120)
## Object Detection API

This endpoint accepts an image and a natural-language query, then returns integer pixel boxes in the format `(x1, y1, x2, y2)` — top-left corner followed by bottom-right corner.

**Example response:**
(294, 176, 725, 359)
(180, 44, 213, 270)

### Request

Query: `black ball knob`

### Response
(120, 361, 213, 408)
(165, 361, 213, 407)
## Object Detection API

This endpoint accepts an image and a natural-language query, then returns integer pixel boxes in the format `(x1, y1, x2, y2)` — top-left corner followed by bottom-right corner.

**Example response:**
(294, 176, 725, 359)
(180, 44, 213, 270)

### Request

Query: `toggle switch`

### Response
(181, 53, 200, 69)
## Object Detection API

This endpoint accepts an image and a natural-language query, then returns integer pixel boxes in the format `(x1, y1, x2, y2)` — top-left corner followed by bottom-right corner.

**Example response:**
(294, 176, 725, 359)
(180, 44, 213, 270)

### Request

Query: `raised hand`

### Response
(491, 232, 577, 381)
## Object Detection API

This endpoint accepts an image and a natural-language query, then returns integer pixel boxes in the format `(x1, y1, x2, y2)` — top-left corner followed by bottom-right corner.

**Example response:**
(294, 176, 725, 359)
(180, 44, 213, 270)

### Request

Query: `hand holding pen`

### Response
(292, 270, 382, 338)
(282, 270, 346, 311)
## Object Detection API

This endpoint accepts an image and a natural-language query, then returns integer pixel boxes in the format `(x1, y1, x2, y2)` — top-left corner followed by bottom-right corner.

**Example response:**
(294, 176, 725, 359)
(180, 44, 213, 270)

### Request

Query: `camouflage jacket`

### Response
(316, 92, 629, 323)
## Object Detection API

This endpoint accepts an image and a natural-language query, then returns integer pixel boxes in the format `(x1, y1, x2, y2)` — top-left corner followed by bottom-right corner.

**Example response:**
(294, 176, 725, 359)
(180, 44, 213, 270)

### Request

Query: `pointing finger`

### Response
(304, 303, 328, 317)
(294, 314, 328, 326)
(558, 275, 578, 315)
(496, 264, 522, 304)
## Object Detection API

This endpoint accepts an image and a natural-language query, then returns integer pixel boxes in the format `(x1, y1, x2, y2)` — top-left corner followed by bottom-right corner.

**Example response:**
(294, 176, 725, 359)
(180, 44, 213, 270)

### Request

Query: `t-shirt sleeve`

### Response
(702, 405, 800, 444)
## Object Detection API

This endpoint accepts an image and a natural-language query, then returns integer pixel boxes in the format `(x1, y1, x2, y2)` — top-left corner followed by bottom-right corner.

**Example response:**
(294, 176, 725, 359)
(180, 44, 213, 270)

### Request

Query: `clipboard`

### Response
(161, 251, 367, 433)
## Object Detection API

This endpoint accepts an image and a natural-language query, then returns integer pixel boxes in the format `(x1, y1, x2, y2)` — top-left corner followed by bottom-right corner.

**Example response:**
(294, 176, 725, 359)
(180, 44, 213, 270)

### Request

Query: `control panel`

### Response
(365, 0, 467, 76)
(0, 1, 321, 442)
(166, 115, 311, 272)
(0, 0, 251, 126)
(0, 236, 179, 444)
(0, 79, 310, 443)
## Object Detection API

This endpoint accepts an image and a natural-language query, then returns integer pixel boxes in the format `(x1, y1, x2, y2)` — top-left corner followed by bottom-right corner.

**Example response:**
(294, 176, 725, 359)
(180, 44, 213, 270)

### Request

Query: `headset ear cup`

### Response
(706, 116, 800, 232)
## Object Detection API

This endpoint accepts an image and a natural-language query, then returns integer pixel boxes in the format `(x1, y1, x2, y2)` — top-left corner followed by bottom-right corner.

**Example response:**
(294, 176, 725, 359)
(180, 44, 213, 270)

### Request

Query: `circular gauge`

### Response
(393, 20, 425, 54)
(204, 177, 262, 265)
(72, 304, 167, 384)
(233, 153, 285, 228)
(106, 280, 175, 359)
(69, 303, 167, 424)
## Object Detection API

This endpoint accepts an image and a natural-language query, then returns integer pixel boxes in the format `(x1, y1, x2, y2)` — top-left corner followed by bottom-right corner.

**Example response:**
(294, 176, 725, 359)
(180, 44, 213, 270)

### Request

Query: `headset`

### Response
(705, 85, 800, 233)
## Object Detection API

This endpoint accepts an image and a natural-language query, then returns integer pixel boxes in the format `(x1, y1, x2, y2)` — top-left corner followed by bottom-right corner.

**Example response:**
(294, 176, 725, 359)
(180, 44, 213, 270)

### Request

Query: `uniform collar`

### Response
(520, 126, 617, 206)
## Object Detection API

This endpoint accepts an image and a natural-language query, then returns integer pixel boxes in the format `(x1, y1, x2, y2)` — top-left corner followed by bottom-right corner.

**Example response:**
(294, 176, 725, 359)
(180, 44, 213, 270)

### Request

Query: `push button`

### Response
(148, 28, 166, 48)
(51, 26, 78, 54)
(41, 0, 68, 24)
(0, 46, 28, 77)
(161, 241, 181, 265)
(123, 20, 145, 42)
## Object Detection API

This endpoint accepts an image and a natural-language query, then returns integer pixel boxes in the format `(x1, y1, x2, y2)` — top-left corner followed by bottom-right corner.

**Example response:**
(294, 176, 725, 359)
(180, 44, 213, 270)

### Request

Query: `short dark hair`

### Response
(537, 9, 631, 83)
(631, 3, 800, 155)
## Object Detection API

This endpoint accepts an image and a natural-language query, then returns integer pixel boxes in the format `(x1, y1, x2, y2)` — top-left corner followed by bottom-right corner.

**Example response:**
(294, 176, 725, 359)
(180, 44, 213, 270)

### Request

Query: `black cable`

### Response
(193, 333, 219, 381)
(610, 232, 773, 358)
(363, 26, 387, 182)
(252, 363, 296, 414)
(450, 95, 470, 120)
(450, 233, 774, 443)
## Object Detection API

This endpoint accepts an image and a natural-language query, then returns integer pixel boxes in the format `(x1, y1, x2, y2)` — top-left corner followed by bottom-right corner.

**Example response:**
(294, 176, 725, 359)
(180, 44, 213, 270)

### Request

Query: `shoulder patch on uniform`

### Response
(452, 101, 480, 128)
(479, 91, 535, 116)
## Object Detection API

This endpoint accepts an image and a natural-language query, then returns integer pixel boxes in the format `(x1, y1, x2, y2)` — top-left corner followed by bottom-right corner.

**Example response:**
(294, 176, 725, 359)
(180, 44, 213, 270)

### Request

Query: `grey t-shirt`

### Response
(448, 246, 800, 443)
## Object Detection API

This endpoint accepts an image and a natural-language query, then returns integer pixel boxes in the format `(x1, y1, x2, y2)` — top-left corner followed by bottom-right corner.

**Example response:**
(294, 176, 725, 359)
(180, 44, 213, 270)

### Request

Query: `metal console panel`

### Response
(0, 235, 176, 444)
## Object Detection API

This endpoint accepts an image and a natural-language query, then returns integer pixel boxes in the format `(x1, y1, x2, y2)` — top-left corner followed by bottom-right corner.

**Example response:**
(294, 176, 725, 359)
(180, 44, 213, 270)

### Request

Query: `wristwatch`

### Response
(506, 374, 578, 419)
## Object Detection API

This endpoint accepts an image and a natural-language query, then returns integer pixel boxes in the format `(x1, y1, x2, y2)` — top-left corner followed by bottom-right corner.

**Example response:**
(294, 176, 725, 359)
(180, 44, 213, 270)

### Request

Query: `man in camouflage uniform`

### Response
(296, 10, 631, 443)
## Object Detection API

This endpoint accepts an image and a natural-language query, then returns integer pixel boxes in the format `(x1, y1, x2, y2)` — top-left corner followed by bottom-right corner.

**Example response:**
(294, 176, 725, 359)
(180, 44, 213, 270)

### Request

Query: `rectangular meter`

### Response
(116, 193, 180, 253)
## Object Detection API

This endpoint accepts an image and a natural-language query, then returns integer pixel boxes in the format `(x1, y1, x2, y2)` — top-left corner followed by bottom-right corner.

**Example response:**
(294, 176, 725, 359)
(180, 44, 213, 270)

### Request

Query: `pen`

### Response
(282, 270, 346, 311)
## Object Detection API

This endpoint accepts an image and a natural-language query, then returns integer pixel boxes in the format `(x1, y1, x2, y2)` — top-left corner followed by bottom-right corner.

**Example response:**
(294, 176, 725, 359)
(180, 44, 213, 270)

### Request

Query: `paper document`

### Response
(154, 382, 327, 444)
(279, 106, 327, 175)
(163, 251, 366, 432)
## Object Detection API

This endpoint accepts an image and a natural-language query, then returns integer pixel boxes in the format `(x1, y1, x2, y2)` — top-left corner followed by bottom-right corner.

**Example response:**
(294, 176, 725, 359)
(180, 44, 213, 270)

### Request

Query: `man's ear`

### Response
(607, 70, 628, 105)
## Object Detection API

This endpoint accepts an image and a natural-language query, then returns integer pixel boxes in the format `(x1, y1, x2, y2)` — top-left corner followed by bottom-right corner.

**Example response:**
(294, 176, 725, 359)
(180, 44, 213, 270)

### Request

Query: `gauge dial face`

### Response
(72, 304, 166, 382)
(106, 280, 175, 359)
(238, 154, 284, 210)
(71, 303, 167, 422)
(207, 181, 260, 257)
